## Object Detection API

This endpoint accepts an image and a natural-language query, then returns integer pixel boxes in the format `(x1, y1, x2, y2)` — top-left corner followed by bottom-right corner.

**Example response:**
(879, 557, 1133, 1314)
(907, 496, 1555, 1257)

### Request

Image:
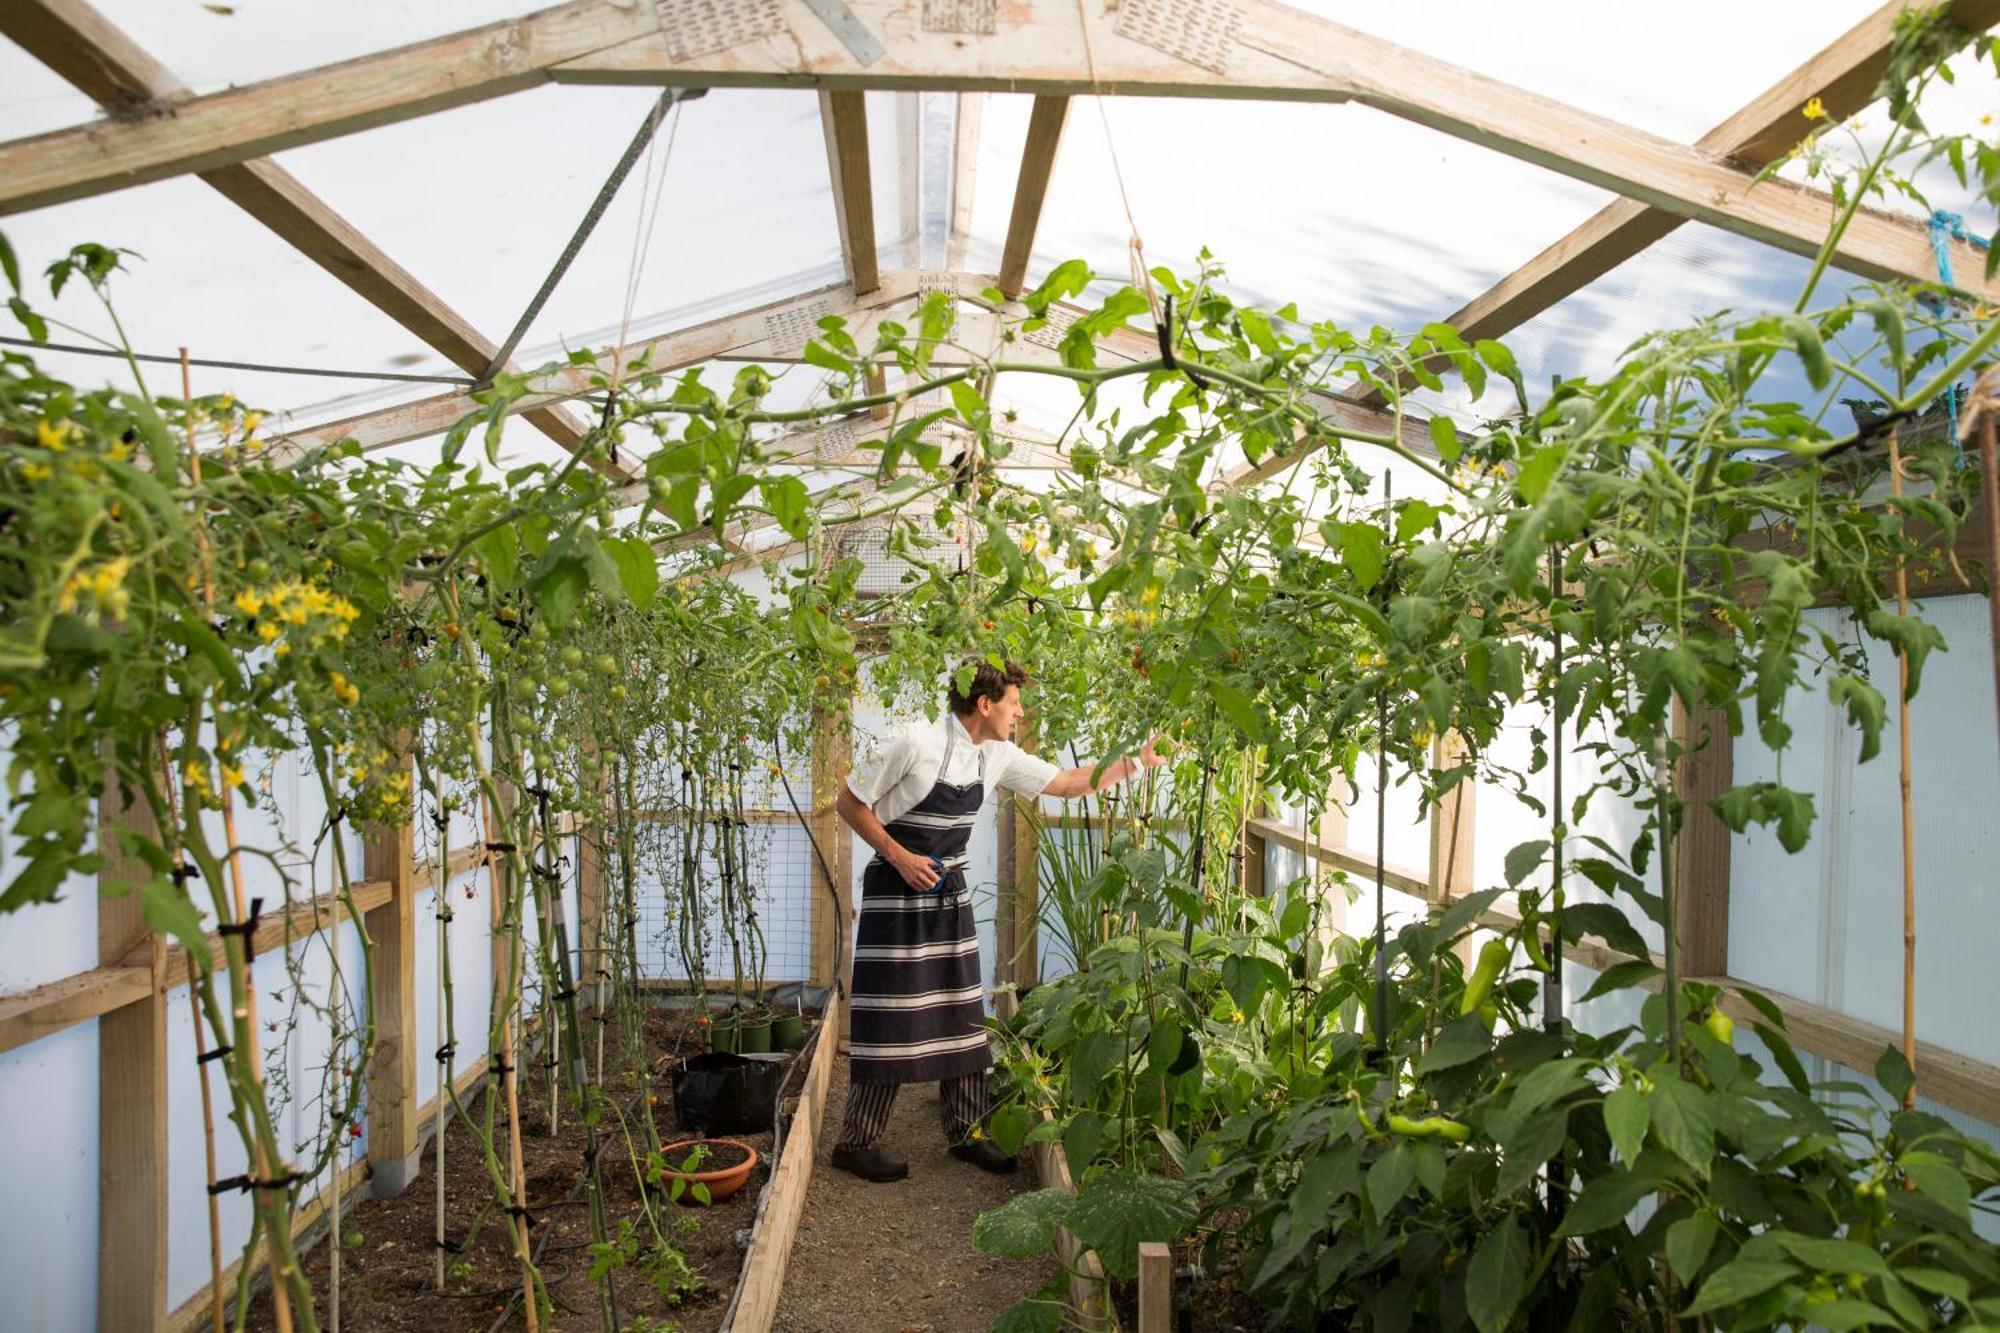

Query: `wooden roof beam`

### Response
(2, 1, 1988, 303)
(0, 0, 619, 477)
(1363, 0, 2000, 408)
(997, 96, 1070, 299)
(819, 89, 879, 295)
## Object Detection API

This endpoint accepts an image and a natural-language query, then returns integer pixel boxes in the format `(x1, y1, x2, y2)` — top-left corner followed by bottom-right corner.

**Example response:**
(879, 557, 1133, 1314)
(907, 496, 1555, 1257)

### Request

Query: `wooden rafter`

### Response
(1212, 0, 2000, 492)
(2, 2, 1989, 305)
(1365, 0, 2000, 405)
(997, 96, 1070, 298)
(276, 269, 1429, 469)
(0, 0, 619, 476)
(819, 89, 879, 295)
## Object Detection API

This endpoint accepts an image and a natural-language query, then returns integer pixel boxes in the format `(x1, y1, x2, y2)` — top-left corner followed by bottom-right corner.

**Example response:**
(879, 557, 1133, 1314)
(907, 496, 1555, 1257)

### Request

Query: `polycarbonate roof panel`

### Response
(0, 173, 450, 415)
(1288, 1, 1879, 141)
(965, 93, 1617, 331)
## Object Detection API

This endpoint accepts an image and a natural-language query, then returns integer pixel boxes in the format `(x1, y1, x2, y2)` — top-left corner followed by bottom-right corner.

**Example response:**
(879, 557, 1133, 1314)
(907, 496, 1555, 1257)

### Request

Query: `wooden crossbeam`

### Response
(997, 96, 1069, 298)
(819, 89, 879, 295)
(1357, 0, 2000, 410)
(0, 0, 618, 475)
(4, 2, 1987, 307)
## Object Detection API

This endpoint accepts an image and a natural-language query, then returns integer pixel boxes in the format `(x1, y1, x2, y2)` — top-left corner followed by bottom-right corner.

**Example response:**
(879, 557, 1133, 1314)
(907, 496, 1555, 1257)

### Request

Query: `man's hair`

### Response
(948, 658, 1029, 716)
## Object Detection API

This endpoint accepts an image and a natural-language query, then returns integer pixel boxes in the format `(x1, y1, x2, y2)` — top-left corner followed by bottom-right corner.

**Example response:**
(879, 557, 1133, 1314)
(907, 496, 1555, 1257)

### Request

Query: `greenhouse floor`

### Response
(774, 1057, 1051, 1332)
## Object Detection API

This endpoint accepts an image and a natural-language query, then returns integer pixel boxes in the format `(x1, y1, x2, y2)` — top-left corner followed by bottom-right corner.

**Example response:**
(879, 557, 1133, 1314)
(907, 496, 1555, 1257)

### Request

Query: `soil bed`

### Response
(774, 1056, 1054, 1333)
(246, 1007, 813, 1333)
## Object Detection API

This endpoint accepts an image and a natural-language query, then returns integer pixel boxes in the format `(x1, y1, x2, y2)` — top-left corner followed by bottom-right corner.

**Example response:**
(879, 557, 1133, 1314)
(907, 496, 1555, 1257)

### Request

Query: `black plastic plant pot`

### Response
(670, 1051, 786, 1135)
(772, 1012, 806, 1050)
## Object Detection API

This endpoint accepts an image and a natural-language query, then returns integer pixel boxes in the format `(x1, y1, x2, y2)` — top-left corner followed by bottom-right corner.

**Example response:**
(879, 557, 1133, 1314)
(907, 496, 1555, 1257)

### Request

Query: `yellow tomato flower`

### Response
(21, 461, 52, 483)
(233, 590, 264, 617)
(257, 621, 280, 643)
(221, 763, 245, 789)
(1803, 96, 1826, 121)
(241, 412, 263, 435)
(183, 762, 211, 793)
(35, 418, 70, 452)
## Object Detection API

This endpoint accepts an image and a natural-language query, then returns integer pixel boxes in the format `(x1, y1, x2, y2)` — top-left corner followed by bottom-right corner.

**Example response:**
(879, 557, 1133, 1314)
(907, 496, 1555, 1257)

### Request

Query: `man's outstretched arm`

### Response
(1040, 736, 1166, 799)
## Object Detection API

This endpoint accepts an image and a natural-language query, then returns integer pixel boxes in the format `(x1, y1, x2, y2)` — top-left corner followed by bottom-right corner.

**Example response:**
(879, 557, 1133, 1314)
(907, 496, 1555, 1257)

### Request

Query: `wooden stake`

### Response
(1137, 1242, 1173, 1333)
(1889, 427, 1918, 1109)
(1969, 368, 2000, 774)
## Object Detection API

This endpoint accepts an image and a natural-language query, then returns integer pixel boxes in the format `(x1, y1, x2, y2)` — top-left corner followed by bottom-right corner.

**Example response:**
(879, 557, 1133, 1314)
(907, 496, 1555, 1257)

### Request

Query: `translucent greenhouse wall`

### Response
(0, 723, 587, 1330)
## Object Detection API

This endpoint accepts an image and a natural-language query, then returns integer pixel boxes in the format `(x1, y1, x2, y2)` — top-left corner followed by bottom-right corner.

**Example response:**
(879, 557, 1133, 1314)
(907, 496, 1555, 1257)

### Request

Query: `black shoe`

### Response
(830, 1146, 908, 1182)
(949, 1138, 1018, 1174)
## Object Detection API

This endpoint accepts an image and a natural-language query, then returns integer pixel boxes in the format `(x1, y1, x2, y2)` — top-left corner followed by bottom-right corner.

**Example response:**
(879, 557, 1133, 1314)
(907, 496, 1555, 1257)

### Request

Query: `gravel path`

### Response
(774, 1056, 1054, 1333)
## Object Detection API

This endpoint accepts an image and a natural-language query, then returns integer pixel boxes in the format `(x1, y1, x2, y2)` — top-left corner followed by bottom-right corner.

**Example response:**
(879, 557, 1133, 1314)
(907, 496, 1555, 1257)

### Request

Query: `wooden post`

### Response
(1137, 1241, 1174, 1333)
(1010, 751, 1040, 988)
(808, 703, 853, 997)
(1237, 797, 1267, 896)
(97, 769, 168, 1333)
(1671, 700, 1733, 978)
(364, 756, 422, 1195)
(1427, 731, 1476, 904)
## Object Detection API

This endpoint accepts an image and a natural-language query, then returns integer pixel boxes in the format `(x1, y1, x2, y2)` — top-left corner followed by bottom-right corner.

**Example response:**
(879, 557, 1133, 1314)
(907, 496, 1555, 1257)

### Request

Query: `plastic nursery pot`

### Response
(771, 1012, 806, 1050)
(704, 1014, 740, 1054)
(735, 1012, 773, 1054)
(657, 1137, 759, 1206)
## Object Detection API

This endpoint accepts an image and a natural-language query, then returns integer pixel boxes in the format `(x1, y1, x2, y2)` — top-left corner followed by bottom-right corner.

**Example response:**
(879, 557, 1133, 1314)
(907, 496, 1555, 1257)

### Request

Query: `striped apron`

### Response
(848, 722, 990, 1085)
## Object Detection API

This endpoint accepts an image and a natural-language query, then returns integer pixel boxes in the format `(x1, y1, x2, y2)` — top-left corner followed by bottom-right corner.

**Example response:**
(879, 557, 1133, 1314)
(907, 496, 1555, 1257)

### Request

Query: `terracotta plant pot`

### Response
(658, 1137, 759, 1205)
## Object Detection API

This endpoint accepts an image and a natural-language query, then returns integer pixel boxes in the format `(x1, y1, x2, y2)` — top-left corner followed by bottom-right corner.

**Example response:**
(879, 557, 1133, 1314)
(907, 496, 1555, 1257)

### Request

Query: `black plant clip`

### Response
(1156, 294, 1211, 393)
(196, 1043, 234, 1065)
(217, 897, 265, 964)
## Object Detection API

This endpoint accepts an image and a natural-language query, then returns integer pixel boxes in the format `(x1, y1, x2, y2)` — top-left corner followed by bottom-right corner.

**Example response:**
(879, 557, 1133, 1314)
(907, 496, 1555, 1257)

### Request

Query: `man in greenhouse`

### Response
(831, 658, 1165, 1182)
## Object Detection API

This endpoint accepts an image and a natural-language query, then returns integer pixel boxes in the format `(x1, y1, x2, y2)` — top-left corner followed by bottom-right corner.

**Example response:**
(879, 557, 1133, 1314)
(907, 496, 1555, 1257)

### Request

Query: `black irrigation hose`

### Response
(772, 730, 848, 999)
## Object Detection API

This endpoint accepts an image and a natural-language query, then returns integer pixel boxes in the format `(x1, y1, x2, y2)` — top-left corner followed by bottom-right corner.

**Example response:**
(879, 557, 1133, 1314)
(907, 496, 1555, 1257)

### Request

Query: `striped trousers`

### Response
(835, 1073, 990, 1151)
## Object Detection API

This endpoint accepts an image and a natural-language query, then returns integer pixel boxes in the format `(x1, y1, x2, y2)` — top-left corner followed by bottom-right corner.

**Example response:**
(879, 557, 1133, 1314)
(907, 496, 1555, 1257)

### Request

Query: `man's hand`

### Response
(1137, 734, 1170, 769)
(889, 846, 941, 892)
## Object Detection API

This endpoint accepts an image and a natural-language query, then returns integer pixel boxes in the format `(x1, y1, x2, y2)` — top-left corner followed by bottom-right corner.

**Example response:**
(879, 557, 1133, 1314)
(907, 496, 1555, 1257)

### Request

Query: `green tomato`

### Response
(561, 645, 584, 668)
(1704, 1010, 1735, 1046)
(595, 654, 618, 677)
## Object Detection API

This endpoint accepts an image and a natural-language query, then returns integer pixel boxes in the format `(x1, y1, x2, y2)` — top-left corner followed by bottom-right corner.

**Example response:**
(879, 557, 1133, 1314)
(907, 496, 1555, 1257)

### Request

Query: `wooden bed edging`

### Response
(721, 990, 845, 1333)
(995, 990, 1117, 1331)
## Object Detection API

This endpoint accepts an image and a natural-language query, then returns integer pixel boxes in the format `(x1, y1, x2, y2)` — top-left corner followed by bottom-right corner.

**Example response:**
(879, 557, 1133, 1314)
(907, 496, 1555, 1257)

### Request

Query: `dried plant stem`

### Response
(1889, 427, 1918, 1110)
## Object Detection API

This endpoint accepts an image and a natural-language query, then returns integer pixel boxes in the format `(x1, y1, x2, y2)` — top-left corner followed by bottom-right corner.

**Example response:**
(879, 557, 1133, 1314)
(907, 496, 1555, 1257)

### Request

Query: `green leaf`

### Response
(971, 1189, 1071, 1259)
(1417, 1016, 1492, 1074)
(988, 1293, 1064, 1333)
(1666, 1212, 1718, 1283)
(1434, 888, 1505, 941)
(1513, 444, 1565, 504)
(1465, 1214, 1530, 1333)
(1862, 610, 1946, 700)
(989, 1102, 1033, 1156)
(1063, 1170, 1196, 1279)
(1062, 1111, 1104, 1176)
(1238, 307, 1279, 355)
(1684, 1258, 1799, 1316)
(1579, 960, 1661, 1003)
(1367, 1144, 1416, 1220)
(1648, 1075, 1715, 1179)
(1504, 840, 1548, 888)
(0, 230, 18, 294)
(598, 535, 659, 611)
(1558, 1169, 1653, 1236)
(1428, 413, 1462, 463)
(534, 556, 589, 630)
(1146, 1013, 1184, 1075)
(759, 474, 810, 541)
(8, 295, 45, 343)
(1778, 313, 1832, 390)
(1338, 521, 1386, 590)
(802, 339, 852, 375)
(1900, 1151, 1971, 1222)
(1874, 1044, 1915, 1106)
(1209, 679, 1265, 742)
(1603, 1082, 1649, 1165)
(140, 879, 209, 957)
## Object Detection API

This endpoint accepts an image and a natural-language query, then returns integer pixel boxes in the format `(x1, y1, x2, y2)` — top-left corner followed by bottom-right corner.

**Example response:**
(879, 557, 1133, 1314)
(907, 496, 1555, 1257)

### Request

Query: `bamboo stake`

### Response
(1889, 427, 1918, 1109)
(181, 349, 300, 1333)
(1968, 368, 2000, 774)
(432, 781, 450, 1293)
(160, 730, 227, 1333)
